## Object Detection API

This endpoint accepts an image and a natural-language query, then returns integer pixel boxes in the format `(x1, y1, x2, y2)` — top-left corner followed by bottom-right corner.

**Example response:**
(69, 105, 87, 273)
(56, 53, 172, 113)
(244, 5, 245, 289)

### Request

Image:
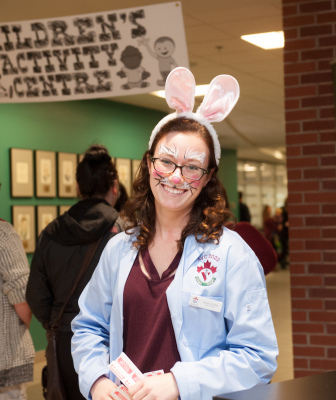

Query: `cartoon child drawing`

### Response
(117, 46, 150, 90)
(139, 36, 178, 86)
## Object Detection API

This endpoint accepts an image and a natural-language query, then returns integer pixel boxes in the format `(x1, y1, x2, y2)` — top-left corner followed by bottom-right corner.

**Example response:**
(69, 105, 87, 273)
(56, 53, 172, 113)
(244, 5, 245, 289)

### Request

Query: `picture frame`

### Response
(10, 148, 34, 197)
(131, 159, 142, 183)
(57, 152, 78, 198)
(35, 150, 56, 197)
(115, 158, 132, 195)
(78, 153, 84, 163)
(37, 205, 58, 236)
(59, 205, 71, 215)
(12, 205, 36, 253)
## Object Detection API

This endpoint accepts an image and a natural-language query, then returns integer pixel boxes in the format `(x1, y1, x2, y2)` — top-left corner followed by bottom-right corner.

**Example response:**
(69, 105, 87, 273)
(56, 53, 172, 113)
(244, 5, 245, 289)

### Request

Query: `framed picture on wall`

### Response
(59, 205, 71, 215)
(37, 205, 58, 236)
(115, 158, 132, 195)
(10, 148, 34, 197)
(12, 205, 36, 253)
(131, 159, 141, 183)
(57, 152, 78, 198)
(35, 150, 56, 197)
(78, 153, 84, 163)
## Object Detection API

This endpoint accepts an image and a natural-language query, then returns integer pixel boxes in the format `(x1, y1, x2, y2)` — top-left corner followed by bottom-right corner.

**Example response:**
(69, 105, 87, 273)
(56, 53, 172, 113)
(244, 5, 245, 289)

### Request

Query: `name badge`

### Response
(189, 294, 223, 312)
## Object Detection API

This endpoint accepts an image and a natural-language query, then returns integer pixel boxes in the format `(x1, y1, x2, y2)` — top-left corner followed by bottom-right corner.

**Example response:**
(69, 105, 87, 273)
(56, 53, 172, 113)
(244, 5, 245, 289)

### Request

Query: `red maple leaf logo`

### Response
(197, 260, 217, 281)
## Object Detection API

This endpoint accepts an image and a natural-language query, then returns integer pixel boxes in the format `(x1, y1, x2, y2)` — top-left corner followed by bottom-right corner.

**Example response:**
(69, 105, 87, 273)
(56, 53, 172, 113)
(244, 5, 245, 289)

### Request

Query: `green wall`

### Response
(0, 99, 237, 351)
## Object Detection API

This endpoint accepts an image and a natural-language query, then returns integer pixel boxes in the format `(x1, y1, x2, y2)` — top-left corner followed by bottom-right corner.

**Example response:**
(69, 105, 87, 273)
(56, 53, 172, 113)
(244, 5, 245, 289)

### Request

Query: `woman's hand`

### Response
(91, 376, 118, 400)
(128, 373, 179, 400)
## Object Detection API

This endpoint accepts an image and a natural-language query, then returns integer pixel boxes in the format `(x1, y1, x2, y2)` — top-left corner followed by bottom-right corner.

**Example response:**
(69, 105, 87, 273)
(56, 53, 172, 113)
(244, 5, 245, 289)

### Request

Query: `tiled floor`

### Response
(27, 267, 293, 399)
(265, 267, 293, 383)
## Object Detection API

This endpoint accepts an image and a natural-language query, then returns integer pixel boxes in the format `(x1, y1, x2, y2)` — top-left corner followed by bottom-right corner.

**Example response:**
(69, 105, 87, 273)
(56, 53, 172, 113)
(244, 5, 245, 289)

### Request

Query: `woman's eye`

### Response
(185, 165, 199, 171)
(161, 159, 173, 166)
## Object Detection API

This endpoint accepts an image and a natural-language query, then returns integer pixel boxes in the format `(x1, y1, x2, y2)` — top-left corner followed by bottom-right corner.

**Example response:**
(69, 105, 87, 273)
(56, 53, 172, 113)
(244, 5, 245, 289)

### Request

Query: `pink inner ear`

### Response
(165, 68, 196, 114)
(198, 75, 240, 122)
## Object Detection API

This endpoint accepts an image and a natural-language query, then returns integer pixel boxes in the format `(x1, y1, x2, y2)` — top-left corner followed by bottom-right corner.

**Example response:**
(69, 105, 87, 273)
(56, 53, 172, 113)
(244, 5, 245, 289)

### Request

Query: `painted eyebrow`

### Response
(184, 147, 206, 165)
(159, 144, 179, 158)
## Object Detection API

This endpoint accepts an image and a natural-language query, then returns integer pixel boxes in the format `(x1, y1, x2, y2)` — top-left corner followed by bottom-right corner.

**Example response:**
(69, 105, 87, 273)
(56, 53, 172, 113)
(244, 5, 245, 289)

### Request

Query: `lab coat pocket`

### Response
(180, 292, 224, 349)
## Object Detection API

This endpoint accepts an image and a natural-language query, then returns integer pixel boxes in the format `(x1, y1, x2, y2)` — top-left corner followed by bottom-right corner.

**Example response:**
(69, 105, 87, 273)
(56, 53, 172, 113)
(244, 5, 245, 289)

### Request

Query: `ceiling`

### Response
(0, 0, 285, 164)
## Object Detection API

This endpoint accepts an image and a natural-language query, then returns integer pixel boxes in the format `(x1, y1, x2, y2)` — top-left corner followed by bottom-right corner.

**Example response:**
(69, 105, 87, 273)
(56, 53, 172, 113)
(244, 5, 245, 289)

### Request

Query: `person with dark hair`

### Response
(71, 68, 277, 400)
(262, 205, 278, 252)
(238, 191, 251, 222)
(279, 198, 289, 269)
(26, 144, 123, 400)
(114, 182, 129, 213)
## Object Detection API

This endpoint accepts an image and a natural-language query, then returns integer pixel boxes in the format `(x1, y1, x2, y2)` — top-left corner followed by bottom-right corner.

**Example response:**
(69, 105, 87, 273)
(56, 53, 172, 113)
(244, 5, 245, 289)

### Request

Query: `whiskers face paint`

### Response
(153, 173, 198, 195)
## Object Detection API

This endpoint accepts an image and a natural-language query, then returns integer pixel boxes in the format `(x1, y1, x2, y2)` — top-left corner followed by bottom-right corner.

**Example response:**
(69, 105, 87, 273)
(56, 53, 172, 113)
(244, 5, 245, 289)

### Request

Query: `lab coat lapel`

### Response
(167, 235, 204, 341)
(116, 241, 138, 333)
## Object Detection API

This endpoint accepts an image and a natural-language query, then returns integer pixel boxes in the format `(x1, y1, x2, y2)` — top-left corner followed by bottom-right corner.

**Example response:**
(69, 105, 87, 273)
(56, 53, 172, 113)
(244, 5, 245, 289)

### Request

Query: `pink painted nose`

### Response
(171, 176, 182, 184)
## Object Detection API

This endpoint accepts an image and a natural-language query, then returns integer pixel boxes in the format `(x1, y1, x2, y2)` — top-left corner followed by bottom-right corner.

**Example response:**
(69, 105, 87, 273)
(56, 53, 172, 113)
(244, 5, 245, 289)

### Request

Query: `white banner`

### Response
(0, 2, 189, 103)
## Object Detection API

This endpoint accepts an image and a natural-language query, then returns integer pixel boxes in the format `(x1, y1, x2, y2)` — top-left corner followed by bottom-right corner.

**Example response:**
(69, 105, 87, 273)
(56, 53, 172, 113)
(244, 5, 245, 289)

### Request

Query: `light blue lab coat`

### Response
(71, 228, 278, 400)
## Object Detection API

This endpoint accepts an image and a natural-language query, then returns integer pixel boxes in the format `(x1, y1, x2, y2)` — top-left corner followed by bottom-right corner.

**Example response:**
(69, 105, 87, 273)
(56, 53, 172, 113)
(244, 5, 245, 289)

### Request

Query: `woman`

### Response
(0, 218, 34, 400)
(262, 205, 279, 254)
(26, 144, 123, 400)
(71, 68, 278, 400)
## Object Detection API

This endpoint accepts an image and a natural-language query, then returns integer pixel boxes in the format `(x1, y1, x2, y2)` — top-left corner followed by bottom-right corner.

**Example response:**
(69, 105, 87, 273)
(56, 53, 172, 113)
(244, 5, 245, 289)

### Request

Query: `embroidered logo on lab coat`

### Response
(195, 260, 217, 286)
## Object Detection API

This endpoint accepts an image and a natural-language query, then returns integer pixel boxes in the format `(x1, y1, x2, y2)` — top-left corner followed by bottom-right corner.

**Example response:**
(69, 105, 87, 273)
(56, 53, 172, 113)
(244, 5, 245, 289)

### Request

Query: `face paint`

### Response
(152, 170, 199, 195)
(184, 147, 206, 165)
(159, 143, 179, 158)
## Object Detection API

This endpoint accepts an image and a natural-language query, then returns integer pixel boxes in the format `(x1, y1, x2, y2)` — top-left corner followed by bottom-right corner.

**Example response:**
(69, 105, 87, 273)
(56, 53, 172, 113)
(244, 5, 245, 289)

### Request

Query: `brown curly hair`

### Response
(121, 117, 233, 251)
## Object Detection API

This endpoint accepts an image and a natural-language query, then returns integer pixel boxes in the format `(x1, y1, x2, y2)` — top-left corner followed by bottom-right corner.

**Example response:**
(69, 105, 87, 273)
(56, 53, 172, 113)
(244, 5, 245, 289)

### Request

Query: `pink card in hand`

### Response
(110, 384, 131, 400)
(109, 352, 144, 388)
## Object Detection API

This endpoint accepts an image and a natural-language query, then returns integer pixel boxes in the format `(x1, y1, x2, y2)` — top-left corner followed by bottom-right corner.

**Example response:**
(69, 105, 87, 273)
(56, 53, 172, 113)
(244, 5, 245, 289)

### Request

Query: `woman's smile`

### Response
(161, 183, 187, 196)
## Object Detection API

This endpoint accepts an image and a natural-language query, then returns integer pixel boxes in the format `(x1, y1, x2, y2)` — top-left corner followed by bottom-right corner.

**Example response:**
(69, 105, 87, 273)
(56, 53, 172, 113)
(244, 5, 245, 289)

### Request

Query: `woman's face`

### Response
(148, 131, 212, 215)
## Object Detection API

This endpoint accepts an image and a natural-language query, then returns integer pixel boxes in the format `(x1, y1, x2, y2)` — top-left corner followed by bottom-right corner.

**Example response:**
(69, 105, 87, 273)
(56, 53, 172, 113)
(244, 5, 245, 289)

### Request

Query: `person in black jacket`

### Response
(26, 144, 123, 400)
(238, 191, 251, 223)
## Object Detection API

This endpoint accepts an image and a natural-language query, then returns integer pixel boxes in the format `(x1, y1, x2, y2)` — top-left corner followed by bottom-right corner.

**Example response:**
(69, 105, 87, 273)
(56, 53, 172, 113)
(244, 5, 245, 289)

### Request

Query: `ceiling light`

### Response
(241, 31, 284, 50)
(259, 148, 285, 160)
(151, 84, 209, 99)
(243, 164, 257, 172)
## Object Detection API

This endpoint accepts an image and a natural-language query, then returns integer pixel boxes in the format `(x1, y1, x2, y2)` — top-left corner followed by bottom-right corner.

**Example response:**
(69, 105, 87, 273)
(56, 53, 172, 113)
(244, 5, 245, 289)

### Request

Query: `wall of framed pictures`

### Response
(8, 148, 143, 253)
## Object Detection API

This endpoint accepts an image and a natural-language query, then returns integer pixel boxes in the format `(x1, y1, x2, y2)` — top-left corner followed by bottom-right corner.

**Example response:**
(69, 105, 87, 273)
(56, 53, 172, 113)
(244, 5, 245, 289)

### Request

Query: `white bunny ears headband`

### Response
(148, 67, 240, 165)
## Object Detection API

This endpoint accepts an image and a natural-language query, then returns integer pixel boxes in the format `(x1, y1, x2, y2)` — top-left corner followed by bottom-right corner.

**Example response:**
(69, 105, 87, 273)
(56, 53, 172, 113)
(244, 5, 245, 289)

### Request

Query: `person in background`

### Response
(71, 67, 278, 400)
(262, 205, 279, 254)
(0, 216, 35, 400)
(26, 144, 123, 400)
(279, 198, 289, 269)
(114, 181, 129, 213)
(238, 191, 251, 222)
(225, 221, 278, 275)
